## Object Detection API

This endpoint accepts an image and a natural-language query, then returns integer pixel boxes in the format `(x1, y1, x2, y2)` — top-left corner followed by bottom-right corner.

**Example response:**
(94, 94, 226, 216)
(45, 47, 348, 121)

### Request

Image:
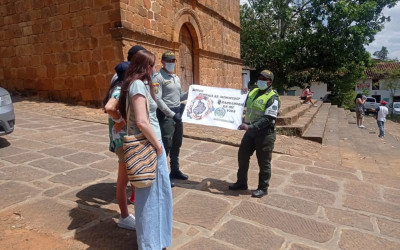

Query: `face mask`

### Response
(257, 80, 268, 90)
(152, 68, 157, 78)
(165, 63, 175, 72)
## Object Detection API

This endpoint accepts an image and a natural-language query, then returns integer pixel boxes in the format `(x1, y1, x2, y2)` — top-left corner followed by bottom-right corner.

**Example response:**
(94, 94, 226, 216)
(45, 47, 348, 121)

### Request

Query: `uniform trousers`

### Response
(157, 110, 183, 171)
(237, 131, 276, 190)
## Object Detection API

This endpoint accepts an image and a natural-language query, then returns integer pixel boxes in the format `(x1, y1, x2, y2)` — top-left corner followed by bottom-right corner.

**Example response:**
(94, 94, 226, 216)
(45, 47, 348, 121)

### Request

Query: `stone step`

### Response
(323, 105, 340, 146)
(278, 96, 303, 116)
(276, 101, 323, 136)
(277, 101, 319, 125)
(319, 105, 342, 165)
(302, 103, 331, 143)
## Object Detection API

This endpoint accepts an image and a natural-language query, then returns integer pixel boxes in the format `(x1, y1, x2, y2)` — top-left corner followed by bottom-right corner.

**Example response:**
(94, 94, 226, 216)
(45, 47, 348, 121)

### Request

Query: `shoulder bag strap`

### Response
(125, 84, 151, 136)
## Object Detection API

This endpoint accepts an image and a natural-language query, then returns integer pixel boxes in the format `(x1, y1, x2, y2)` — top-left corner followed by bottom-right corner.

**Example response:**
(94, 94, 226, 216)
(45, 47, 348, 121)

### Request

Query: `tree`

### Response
(373, 46, 389, 61)
(240, 0, 399, 106)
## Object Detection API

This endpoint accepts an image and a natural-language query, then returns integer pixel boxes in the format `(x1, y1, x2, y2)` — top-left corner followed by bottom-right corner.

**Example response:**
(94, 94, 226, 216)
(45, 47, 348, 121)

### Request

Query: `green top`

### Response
(126, 80, 162, 141)
(108, 86, 126, 152)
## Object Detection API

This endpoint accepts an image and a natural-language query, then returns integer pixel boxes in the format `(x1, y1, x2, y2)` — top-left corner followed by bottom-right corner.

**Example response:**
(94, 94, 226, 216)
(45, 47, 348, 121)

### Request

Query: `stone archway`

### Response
(173, 9, 203, 90)
(179, 24, 194, 92)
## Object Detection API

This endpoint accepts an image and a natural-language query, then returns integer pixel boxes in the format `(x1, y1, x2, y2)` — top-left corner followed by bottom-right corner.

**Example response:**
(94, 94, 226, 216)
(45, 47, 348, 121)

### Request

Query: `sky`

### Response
(366, 5, 400, 60)
(239, 0, 400, 60)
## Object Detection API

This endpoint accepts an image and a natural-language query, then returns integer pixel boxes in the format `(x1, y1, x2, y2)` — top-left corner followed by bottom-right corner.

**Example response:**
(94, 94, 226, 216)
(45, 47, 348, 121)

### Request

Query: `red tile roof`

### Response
(365, 62, 400, 79)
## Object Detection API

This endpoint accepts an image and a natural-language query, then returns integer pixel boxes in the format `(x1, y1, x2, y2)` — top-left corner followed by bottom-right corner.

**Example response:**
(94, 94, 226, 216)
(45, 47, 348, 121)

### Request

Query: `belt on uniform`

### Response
(170, 107, 180, 113)
(245, 123, 275, 134)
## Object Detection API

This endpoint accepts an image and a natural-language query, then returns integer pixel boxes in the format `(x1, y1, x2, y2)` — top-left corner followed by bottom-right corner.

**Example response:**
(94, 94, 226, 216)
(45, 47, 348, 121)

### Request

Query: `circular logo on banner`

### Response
(272, 105, 278, 111)
(186, 94, 214, 120)
(258, 99, 264, 104)
(214, 107, 226, 117)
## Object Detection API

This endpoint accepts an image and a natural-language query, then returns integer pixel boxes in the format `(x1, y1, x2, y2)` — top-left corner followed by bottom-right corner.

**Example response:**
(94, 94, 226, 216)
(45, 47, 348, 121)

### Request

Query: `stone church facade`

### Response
(0, 0, 242, 105)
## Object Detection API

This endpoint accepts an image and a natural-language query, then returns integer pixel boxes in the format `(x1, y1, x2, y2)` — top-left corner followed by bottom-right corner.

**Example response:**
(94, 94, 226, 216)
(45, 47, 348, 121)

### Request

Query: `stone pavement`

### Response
(0, 99, 400, 249)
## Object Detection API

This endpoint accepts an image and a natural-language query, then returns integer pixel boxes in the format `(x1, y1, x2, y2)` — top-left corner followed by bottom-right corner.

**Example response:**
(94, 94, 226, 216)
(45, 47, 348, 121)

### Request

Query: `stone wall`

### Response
(115, 0, 242, 88)
(0, 0, 242, 104)
(0, 0, 123, 105)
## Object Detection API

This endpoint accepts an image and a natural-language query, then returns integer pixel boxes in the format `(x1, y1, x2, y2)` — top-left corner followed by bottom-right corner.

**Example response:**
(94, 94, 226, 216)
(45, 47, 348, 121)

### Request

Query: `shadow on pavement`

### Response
(0, 137, 11, 148)
(174, 178, 251, 197)
(67, 182, 138, 249)
(73, 218, 138, 250)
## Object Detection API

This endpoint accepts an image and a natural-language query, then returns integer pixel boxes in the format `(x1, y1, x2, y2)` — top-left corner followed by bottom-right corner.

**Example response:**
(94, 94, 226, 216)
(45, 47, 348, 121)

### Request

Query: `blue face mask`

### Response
(165, 63, 175, 72)
(257, 80, 268, 90)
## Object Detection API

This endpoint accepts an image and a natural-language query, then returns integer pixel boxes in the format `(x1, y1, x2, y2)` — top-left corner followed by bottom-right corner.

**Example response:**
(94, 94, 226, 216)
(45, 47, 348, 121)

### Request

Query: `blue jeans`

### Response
(377, 121, 385, 137)
(135, 142, 172, 250)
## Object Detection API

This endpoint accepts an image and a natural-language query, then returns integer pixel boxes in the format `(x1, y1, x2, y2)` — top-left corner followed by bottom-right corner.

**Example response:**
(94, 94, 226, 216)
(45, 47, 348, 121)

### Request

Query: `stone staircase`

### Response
(276, 96, 330, 143)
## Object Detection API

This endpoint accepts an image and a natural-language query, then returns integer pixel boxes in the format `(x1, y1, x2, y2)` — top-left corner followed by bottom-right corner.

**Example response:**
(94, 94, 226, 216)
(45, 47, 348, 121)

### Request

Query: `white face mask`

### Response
(165, 63, 175, 72)
(257, 80, 268, 90)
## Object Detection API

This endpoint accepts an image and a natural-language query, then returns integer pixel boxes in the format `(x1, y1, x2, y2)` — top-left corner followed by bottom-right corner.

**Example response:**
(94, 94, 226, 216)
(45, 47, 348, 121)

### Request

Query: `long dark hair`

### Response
(119, 50, 156, 120)
(355, 93, 362, 103)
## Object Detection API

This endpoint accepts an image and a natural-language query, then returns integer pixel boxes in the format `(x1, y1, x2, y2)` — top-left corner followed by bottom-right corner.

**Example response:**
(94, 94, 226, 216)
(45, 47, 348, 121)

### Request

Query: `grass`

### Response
(388, 114, 400, 123)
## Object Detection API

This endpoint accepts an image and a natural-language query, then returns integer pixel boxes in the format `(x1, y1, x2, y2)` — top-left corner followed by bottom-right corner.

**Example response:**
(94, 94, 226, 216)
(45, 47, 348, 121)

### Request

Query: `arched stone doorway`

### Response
(179, 24, 194, 92)
(173, 9, 203, 91)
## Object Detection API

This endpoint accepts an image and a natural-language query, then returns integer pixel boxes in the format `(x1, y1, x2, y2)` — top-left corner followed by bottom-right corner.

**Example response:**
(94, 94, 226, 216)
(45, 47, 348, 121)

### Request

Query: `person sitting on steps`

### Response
(300, 86, 317, 106)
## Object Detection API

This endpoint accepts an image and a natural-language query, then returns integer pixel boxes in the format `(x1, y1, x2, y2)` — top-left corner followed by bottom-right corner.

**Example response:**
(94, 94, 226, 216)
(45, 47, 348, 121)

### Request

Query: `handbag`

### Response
(123, 90, 157, 188)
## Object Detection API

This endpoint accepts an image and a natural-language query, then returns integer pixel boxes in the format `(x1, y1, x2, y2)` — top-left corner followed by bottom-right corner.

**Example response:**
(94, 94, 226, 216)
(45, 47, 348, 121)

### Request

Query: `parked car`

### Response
(363, 97, 379, 115)
(0, 87, 15, 135)
(392, 102, 400, 115)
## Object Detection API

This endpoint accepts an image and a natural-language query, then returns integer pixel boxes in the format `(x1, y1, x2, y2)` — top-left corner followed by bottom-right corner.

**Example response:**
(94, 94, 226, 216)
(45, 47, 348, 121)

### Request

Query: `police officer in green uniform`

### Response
(229, 70, 280, 198)
(153, 51, 188, 183)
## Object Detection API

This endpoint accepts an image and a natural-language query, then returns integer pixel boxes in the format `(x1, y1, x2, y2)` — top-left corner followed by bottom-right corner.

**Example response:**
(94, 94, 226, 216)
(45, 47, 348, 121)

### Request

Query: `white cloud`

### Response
(365, 4, 400, 60)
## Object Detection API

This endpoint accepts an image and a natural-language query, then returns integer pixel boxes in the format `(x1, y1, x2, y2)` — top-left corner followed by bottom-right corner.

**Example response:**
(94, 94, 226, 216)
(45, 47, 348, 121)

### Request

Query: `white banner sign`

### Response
(182, 85, 247, 130)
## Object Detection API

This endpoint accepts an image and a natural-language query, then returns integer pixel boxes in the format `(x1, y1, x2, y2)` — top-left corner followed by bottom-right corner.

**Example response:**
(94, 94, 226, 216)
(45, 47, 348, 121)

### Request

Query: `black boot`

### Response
(251, 188, 268, 198)
(228, 182, 248, 191)
(170, 169, 188, 180)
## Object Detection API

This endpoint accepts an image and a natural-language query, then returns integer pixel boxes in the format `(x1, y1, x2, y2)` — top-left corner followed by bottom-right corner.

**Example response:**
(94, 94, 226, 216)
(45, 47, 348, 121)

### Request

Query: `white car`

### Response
(0, 87, 15, 135)
(363, 97, 379, 115)
(392, 102, 400, 115)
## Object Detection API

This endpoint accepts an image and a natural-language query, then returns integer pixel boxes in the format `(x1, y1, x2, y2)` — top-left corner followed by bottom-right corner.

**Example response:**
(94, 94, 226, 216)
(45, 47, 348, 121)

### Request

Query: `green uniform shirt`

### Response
(246, 88, 281, 136)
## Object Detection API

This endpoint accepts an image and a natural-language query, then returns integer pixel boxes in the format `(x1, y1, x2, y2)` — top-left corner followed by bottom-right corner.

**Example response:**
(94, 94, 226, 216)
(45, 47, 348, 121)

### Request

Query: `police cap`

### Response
(260, 70, 274, 81)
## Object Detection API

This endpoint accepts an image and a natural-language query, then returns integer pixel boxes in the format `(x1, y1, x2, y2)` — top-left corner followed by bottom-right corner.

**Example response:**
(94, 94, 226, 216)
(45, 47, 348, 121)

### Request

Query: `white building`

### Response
(356, 62, 400, 103)
(282, 61, 400, 103)
(284, 82, 330, 101)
